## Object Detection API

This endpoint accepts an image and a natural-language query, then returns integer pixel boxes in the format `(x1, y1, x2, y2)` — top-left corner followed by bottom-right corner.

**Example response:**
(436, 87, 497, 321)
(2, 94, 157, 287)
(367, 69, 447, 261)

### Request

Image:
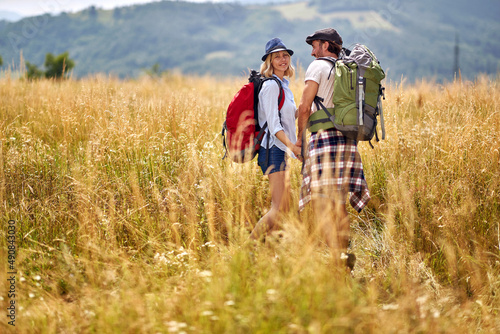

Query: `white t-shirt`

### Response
(304, 59, 336, 115)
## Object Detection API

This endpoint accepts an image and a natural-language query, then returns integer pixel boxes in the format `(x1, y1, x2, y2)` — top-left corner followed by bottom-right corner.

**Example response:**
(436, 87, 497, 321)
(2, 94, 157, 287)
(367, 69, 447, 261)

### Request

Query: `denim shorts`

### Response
(258, 145, 287, 175)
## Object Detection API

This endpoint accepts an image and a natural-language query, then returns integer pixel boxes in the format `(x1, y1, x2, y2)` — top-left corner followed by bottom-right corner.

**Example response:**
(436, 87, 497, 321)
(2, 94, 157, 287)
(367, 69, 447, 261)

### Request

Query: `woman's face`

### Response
(271, 51, 290, 75)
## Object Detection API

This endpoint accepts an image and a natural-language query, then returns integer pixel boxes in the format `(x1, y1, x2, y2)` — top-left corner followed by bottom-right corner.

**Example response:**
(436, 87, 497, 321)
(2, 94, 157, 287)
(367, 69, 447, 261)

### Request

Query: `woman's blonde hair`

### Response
(260, 51, 295, 78)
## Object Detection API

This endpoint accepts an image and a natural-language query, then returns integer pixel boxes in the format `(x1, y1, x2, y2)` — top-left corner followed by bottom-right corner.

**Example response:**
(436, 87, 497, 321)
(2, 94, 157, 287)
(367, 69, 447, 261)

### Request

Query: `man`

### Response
(296, 28, 370, 271)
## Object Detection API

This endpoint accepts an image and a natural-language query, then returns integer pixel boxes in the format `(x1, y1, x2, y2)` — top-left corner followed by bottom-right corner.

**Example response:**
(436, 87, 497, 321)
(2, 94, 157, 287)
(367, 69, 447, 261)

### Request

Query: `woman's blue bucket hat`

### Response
(262, 38, 294, 61)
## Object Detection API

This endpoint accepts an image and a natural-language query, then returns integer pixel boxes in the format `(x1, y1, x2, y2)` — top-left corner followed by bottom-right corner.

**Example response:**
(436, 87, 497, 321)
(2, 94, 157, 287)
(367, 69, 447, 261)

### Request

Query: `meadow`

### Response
(0, 71, 499, 333)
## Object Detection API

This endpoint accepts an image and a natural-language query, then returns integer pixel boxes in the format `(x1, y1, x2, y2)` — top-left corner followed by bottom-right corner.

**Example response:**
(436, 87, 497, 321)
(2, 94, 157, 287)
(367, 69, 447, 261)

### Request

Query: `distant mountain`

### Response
(227, 0, 293, 3)
(0, 10, 22, 22)
(0, 0, 498, 82)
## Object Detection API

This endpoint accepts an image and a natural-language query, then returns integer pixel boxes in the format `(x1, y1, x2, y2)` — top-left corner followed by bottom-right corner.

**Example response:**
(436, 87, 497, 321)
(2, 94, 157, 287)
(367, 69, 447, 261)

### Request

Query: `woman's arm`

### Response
(260, 80, 301, 158)
(275, 130, 301, 157)
(259, 80, 284, 136)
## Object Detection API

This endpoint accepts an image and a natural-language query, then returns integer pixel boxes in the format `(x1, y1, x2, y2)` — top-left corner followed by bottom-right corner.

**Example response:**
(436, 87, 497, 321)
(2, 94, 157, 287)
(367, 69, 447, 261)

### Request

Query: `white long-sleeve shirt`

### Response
(257, 75, 297, 155)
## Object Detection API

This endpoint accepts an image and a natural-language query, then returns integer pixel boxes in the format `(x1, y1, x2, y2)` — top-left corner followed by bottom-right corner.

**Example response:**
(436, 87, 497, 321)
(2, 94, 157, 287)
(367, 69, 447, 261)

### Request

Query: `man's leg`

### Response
(313, 196, 351, 265)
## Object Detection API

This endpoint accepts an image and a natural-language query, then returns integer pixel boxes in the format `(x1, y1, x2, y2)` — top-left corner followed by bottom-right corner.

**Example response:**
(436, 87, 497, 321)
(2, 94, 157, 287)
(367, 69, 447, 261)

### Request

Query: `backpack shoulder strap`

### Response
(262, 77, 285, 130)
(317, 56, 337, 65)
(251, 72, 285, 131)
(262, 76, 284, 110)
(316, 57, 337, 80)
(251, 73, 284, 109)
(256, 75, 286, 167)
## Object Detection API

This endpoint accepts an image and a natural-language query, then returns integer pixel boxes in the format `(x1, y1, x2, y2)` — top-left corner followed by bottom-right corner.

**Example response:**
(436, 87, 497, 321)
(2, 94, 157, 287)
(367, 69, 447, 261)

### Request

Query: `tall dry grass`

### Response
(0, 72, 499, 333)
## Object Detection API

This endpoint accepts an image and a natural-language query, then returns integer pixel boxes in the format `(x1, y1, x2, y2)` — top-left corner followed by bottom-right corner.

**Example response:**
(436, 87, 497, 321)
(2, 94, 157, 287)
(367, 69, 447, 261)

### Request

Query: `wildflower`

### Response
(29, 293, 35, 298)
(198, 270, 213, 282)
(381, 303, 399, 311)
(198, 270, 212, 278)
(166, 321, 187, 333)
(33, 275, 41, 281)
(84, 310, 96, 317)
(177, 252, 189, 259)
(266, 289, 278, 302)
(416, 295, 428, 305)
(20, 277, 26, 282)
(224, 300, 235, 306)
(200, 310, 213, 317)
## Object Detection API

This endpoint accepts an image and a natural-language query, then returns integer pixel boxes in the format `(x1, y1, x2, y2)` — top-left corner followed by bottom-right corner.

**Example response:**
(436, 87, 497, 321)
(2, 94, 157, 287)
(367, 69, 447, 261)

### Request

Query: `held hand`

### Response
(295, 137, 302, 148)
(291, 145, 303, 161)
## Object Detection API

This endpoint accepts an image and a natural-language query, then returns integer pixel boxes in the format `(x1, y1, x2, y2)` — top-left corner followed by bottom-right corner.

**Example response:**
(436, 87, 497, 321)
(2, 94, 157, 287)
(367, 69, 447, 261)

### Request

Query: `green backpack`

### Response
(308, 44, 386, 145)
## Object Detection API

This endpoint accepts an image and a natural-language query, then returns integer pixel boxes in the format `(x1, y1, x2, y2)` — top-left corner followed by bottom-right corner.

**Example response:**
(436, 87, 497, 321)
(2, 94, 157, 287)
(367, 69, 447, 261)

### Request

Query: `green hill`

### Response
(0, 0, 498, 82)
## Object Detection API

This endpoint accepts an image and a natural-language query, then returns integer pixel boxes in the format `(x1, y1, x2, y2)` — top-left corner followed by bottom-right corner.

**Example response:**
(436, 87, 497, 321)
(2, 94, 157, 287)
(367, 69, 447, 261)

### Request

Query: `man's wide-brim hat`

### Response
(306, 28, 343, 46)
(262, 37, 294, 61)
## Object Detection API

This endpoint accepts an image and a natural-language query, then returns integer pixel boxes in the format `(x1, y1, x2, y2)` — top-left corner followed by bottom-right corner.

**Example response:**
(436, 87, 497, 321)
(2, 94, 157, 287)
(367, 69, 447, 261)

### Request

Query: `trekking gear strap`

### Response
(300, 128, 307, 173)
(316, 56, 337, 80)
(358, 76, 364, 126)
(263, 77, 284, 169)
(378, 85, 386, 140)
(313, 96, 335, 124)
(222, 121, 228, 159)
(266, 129, 270, 169)
(255, 122, 268, 148)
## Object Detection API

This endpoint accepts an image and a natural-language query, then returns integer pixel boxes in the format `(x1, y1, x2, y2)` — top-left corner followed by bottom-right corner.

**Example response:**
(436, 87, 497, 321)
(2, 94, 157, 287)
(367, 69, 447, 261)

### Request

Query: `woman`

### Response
(249, 38, 301, 241)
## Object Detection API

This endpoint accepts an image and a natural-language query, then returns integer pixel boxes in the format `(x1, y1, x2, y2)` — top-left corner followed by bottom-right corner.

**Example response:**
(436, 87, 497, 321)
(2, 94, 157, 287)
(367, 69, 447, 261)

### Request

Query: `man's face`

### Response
(311, 40, 326, 58)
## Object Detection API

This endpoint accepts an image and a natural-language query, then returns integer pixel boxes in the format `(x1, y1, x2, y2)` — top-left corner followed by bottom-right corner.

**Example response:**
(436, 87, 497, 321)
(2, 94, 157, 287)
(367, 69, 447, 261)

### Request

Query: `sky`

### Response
(0, 0, 221, 17)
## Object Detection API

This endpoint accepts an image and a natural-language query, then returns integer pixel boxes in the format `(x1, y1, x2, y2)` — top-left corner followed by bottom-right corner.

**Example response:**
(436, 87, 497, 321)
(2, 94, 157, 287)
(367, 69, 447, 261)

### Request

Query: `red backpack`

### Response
(222, 70, 284, 163)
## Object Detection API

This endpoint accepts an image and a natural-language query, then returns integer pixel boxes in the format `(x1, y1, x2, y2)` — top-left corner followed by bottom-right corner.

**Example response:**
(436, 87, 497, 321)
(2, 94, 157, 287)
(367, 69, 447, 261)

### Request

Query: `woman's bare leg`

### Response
(249, 170, 288, 240)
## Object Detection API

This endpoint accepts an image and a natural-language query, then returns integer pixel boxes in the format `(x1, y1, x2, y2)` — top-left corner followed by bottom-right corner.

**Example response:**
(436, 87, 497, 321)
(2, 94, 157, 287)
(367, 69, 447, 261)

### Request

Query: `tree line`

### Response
(0, 51, 74, 79)
(25, 52, 75, 79)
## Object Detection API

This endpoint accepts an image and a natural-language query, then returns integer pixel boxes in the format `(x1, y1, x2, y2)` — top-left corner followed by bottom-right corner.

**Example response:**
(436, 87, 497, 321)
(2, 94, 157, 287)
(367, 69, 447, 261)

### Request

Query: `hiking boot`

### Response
(341, 253, 356, 272)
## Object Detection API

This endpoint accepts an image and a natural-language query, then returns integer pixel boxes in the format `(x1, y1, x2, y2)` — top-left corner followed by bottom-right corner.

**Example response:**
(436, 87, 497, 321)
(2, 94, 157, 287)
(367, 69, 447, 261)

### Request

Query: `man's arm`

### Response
(296, 80, 319, 147)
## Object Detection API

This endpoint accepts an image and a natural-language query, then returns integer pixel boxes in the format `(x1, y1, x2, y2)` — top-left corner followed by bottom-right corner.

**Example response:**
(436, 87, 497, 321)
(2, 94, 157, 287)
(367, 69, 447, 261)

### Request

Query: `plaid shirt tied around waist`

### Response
(299, 129, 370, 213)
